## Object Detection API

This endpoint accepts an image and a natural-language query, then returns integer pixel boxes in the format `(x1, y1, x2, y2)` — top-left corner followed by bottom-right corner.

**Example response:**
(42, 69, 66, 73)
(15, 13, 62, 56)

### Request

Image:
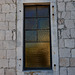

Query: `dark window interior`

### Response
(23, 5, 52, 70)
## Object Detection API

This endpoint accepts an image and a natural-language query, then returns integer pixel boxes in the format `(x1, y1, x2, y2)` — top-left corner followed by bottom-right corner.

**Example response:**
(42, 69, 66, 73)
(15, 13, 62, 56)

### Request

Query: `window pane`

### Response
(38, 30, 50, 41)
(25, 6, 36, 17)
(25, 43, 50, 68)
(38, 18, 49, 29)
(25, 19, 37, 29)
(25, 31, 37, 41)
(37, 6, 49, 17)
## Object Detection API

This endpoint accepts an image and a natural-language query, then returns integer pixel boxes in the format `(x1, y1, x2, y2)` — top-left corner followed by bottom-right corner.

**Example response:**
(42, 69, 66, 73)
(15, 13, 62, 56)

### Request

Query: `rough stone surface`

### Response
(72, 49, 75, 57)
(68, 68, 75, 75)
(70, 58, 75, 66)
(0, 69, 4, 75)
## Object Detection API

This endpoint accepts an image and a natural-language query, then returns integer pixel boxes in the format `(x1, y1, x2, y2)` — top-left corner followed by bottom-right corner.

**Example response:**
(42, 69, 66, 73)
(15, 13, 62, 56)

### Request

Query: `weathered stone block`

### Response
(10, 4, 16, 12)
(9, 59, 15, 67)
(60, 67, 67, 75)
(71, 29, 75, 38)
(6, 69, 16, 75)
(57, 0, 63, 2)
(7, 50, 15, 59)
(70, 58, 75, 66)
(65, 39, 74, 48)
(58, 2, 65, 11)
(0, 31, 5, 40)
(71, 11, 75, 19)
(68, 67, 75, 75)
(58, 25, 64, 29)
(0, 5, 1, 12)
(66, 2, 75, 11)
(0, 22, 8, 30)
(72, 49, 75, 57)
(6, 30, 12, 40)
(6, 13, 16, 21)
(3, 41, 16, 49)
(0, 50, 6, 59)
(0, 14, 5, 21)
(59, 39, 64, 48)
(5, 0, 16, 3)
(0, 41, 3, 49)
(0, 69, 4, 75)
(64, 0, 71, 2)
(65, 20, 74, 28)
(61, 29, 70, 38)
(59, 48, 71, 57)
(61, 12, 70, 19)
(60, 58, 69, 66)
(0, 0, 5, 4)
(0, 59, 8, 68)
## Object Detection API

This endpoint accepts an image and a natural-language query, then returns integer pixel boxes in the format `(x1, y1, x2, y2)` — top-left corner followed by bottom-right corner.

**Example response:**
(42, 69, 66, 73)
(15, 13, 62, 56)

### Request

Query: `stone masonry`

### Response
(0, 0, 75, 75)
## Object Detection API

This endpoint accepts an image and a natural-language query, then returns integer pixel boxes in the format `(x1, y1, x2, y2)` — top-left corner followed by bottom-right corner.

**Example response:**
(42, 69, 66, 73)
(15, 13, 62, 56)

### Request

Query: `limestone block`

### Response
(0, 14, 5, 21)
(7, 50, 15, 59)
(64, 0, 71, 2)
(10, 4, 16, 12)
(65, 20, 74, 28)
(0, 0, 5, 4)
(0, 31, 5, 40)
(2, 4, 10, 13)
(0, 5, 1, 12)
(72, 49, 75, 57)
(6, 13, 16, 21)
(9, 59, 16, 67)
(3, 41, 16, 49)
(6, 69, 16, 75)
(9, 22, 16, 30)
(60, 58, 69, 66)
(59, 48, 71, 57)
(58, 2, 65, 11)
(65, 39, 74, 48)
(59, 39, 64, 48)
(0, 50, 6, 59)
(57, 0, 63, 2)
(70, 58, 75, 66)
(71, 11, 75, 19)
(6, 30, 12, 40)
(61, 29, 70, 38)
(58, 25, 64, 29)
(0, 22, 8, 30)
(0, 69, 4, 75)
(66, 2, 75, 11)
(0, 59, 8, 68)
(61, 12, 70, 19)
(5, 0, 16, 3)
(58, 12, 61, 18)
(71, 29, 75, 38)
(60, 67, 67, 75)
(68, 67, 75, 75)
(0, 41, 3, 49)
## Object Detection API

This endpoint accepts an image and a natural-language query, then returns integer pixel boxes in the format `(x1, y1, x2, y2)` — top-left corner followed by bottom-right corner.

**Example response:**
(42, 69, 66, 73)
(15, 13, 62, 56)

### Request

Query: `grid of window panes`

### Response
(24, 5, 51, 69)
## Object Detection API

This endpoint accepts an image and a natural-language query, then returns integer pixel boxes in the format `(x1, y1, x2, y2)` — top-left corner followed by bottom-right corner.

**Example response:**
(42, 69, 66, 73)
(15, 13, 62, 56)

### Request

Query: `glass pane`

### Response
(25, 19, 37, 29)
(37, 6, 49, 17)
(38, 30, 50, 41)
(25, 6, 36, 17)
(25, 43, 50, 68)
(38, 18, 49, 29)
(25, 31, 37, 41)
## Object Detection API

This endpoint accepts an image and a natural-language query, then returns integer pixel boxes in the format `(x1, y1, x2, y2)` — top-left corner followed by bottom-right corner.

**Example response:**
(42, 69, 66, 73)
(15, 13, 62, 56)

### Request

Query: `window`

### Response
(23, 5, 52, 70)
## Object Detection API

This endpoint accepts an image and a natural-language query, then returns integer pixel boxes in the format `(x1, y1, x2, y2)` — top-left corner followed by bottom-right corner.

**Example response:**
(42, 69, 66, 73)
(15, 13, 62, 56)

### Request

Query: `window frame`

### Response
(23, 5, 52, 70)
(17, 0, 59, 75)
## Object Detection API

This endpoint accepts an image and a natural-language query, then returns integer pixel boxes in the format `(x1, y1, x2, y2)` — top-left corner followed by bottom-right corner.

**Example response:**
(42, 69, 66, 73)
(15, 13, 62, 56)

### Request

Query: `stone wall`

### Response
(0, 0, 75, 75)
(57, 0, 75, 75)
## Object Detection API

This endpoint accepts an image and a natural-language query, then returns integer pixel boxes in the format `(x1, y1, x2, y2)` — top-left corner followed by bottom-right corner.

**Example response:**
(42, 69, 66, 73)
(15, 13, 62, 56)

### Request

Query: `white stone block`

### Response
(72, 49, 75, 57)
(65, 39, 74, 48)
(0, 59, 8, 68)
(10, 4, 16, 12)
(68, 67, 75, 75)
(6, 13, 16, 21)
(0, 31, 5, 40)
(59, 48, 71, 57)
(0, 14, 5, 21)
(71, 11, 75, 19)
(59, 39, 64, 48)
(0, 69, 4, 75)
(3, 41, 16, 49)
(0, 22, 8, 30)
(9, 59, 16, 67)
(6, 69, 16, 75)
(60, 67, 67, 75)
(0, 50, 6, 59)
(58, 2, 65, 11)
(62, 12, 70, 19)
(0, 0, 5, 4)
(58, 25, 64, 29)
(65, 20, 74, 28)
(6, 30, 12, 40)
(7, 50, 15, 59)
(60, 58, 69, 67)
